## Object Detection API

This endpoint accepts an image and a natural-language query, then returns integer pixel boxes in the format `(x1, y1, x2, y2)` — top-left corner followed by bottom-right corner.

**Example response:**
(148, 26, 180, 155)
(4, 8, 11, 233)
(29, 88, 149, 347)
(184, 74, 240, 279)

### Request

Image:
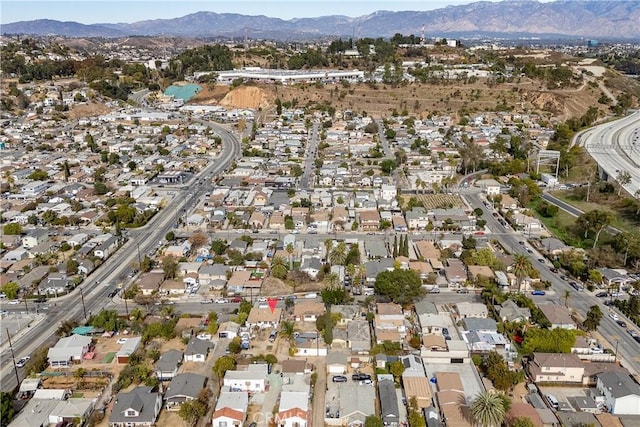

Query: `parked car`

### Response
(456, 288, 469, 294)
(429, 287, 440, 294)
(201, 299, 214, 304)
(609, 313, 619, 321)
(352, 373, 371, 381)
(231, 296, 243, 303)
(359, 379, 373, 385)
(215, 298, 229, 304)
(16, 356, 30, 368)
(595, 292, 608, 298)
(305, 293, 318, 299)
(332, 375, 348, 383)
(531, 290, 546, 296)
(116, 338, 127, 345)
(616, 320, 627, 328)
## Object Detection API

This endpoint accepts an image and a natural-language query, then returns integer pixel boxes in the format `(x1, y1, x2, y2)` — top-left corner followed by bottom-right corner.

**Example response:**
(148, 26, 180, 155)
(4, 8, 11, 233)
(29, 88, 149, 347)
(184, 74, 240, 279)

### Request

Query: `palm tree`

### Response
(280, 320, 297, 343)
(330, 242, 347, 266)
(471, 392, 507, 427)
(415, 178, 423, 194)
(324, 272, 340, 289)
(512, 254, 533, 293)
(285, 243, 295, 270)
(563, 290, 572, 308)
(271, 256, 287, 268)
(324, 239, 334, 265)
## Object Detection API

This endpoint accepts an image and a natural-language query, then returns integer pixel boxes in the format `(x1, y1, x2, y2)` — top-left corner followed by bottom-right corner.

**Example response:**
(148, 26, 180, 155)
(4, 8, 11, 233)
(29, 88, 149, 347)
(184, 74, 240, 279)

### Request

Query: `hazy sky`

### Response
(0, 0, 515, 25)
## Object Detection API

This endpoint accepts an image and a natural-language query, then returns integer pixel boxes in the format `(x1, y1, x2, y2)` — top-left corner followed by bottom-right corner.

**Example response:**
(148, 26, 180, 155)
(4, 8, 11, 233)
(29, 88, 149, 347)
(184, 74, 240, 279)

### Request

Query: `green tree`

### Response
(512, 254, 533, 293)
(3, 223, 22, 235)
(374, 269, 422, 304)
(280, 320, 297, 342)
(178, 400, 207, 425)
(380, 159, 397, 175)
(389, 360, 405, 380)
(583, 304, 603, 331)
(212, 356, 236, 378)
(522, 328, 580, 355)
(0, 391, 15, 426)
(228, 336, 243, 354)
(576, 209, 613, 248)
(329, 242, 348, 266)
(211, 239, 227, 255)
(162, 256, 178, 279)
(364, 415, 384, 427)
(165, 231, 175, 241)
(27, 169, 49, 181)
(511, 417, 536, 427)
(470, 391, 507, 427)
(1, 281, 20, 299)
(271, 264, 288, 280)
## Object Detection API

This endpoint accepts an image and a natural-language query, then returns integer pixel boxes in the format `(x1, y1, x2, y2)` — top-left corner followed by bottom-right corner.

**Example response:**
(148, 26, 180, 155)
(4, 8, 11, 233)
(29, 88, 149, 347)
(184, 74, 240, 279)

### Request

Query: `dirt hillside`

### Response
(190, 85, 270, 110)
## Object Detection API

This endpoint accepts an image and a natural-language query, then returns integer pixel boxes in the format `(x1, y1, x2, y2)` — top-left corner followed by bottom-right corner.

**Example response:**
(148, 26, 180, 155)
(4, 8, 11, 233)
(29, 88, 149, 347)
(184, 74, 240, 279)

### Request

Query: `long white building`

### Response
(195, 67, 364, 85)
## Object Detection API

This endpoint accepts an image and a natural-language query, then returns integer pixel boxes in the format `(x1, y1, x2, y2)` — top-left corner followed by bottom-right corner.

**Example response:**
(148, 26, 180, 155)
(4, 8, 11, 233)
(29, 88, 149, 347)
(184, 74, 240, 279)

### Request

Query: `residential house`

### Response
(117, 337, 142, 364)
(379, 378, 401, 426)
(347, 320, 372, 353)
(184, 339, 212, 362)
(293, 331, 327, 357)
(435, 372, 472, 427)
(212, 391, 248, 427)
(497, 300, 531, 323)
(137, 272, 164, 296)
(455, 302, 488, 319)
(333, 305, 360, 327)
(22, 229, 49, 249)
(198, 264, 230, 286)
(402, 375, 433, 409)
(47, 334, 92, 367)
(77, 259, 95, 276)
(294, 301, 325, 322)
(462, 318, 498, 333)
(223, 364, 268, 393)
(246, 307, 282, 330)
(40, 272, 71, 295)
(154, 349, 183, 381)
(399, 355, 426, 377)
(359, 210, 380, 231)
(278, 395, 309, 427)
(527, 353, 585, 384)
(9, 397, 95, 427)
(538, 304, 577, 330)
(596, 370, 640, 415)
(443, 259, 467, 286)
(93, 235, 119, 259)
(164, 373, 207, 410)
(325, 383, 376, 427)
(326, 351, 349, 375)
(218, 322, 241, 339)
(406, 207, 429, 230)
(109, 386, 162, 427)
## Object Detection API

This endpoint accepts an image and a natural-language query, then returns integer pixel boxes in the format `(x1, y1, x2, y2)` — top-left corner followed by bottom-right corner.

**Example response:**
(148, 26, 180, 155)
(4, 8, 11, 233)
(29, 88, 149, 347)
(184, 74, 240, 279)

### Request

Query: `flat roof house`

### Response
(47, 334, 92, 368)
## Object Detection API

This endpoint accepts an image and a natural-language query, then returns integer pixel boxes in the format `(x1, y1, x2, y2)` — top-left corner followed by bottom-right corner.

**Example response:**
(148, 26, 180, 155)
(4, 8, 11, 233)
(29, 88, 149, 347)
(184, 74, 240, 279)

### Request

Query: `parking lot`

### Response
(537, 385, 591, 411)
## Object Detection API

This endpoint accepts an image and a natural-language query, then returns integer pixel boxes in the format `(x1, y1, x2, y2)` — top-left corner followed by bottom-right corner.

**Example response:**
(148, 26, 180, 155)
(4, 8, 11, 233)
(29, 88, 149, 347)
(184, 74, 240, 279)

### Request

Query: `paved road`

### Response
(463, 192, 640, 379)
(580, 110, 640, 197)
(0, 121, 241, 392)
(300, 121, 319, 190)
(541, 193, 621, 235)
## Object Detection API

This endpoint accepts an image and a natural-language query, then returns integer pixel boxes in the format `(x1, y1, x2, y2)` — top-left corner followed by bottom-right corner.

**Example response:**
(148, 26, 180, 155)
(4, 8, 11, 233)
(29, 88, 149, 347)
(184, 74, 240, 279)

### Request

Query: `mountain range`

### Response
(2, 1, 639, 40)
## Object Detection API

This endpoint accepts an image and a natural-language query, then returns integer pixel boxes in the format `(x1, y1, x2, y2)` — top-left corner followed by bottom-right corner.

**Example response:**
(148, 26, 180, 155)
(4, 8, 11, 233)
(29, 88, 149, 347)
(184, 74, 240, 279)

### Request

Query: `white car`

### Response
(8, 300, 21, 305)
(305, 293, 318, 299)
(608, 313, 619, 321)
(116, 338, 128, 345)
(16, 356, 30, 368)
(215, 298, 229, 304)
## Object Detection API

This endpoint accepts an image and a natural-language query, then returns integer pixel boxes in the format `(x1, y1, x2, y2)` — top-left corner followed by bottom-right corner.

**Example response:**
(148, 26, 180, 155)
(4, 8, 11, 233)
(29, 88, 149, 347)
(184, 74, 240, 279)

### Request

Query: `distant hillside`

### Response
(2, 1, 639, 40)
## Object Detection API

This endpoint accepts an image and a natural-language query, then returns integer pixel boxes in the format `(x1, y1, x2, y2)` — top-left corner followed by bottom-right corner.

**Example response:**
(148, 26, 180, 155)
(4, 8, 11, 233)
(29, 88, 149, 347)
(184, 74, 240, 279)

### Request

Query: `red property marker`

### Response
(267, 298, 278, 313)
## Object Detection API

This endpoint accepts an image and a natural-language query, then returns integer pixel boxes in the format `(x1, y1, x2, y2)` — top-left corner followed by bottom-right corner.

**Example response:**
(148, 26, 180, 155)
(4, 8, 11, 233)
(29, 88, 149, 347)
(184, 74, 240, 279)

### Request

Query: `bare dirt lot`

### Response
(188, 74, 631, 123)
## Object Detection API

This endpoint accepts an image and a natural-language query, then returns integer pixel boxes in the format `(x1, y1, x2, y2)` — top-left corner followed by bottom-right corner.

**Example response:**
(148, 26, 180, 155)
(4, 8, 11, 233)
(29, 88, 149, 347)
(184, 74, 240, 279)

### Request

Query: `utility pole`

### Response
(6, 328, 20, 386)
(124, 296, 129, 318)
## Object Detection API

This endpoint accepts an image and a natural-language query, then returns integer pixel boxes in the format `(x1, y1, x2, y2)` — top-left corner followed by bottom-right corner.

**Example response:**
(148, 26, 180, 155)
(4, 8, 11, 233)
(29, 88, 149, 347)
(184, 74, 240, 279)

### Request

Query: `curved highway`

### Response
(580, 110, 640, 197)
(0, 120, 241, 392)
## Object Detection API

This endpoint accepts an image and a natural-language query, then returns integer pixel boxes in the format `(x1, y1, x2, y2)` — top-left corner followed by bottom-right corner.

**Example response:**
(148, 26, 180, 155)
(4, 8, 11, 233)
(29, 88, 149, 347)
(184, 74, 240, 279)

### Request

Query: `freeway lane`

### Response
(582, 110, 640, 197)
(0, 121, 241, 392)
(463, 192, 640, 379)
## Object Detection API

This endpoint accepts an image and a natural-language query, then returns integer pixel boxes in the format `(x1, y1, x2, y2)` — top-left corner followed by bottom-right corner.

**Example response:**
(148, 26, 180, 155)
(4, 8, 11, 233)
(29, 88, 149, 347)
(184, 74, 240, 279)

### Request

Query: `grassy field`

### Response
(550, 189, 640, 235)
(529, 198, 582, 247)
